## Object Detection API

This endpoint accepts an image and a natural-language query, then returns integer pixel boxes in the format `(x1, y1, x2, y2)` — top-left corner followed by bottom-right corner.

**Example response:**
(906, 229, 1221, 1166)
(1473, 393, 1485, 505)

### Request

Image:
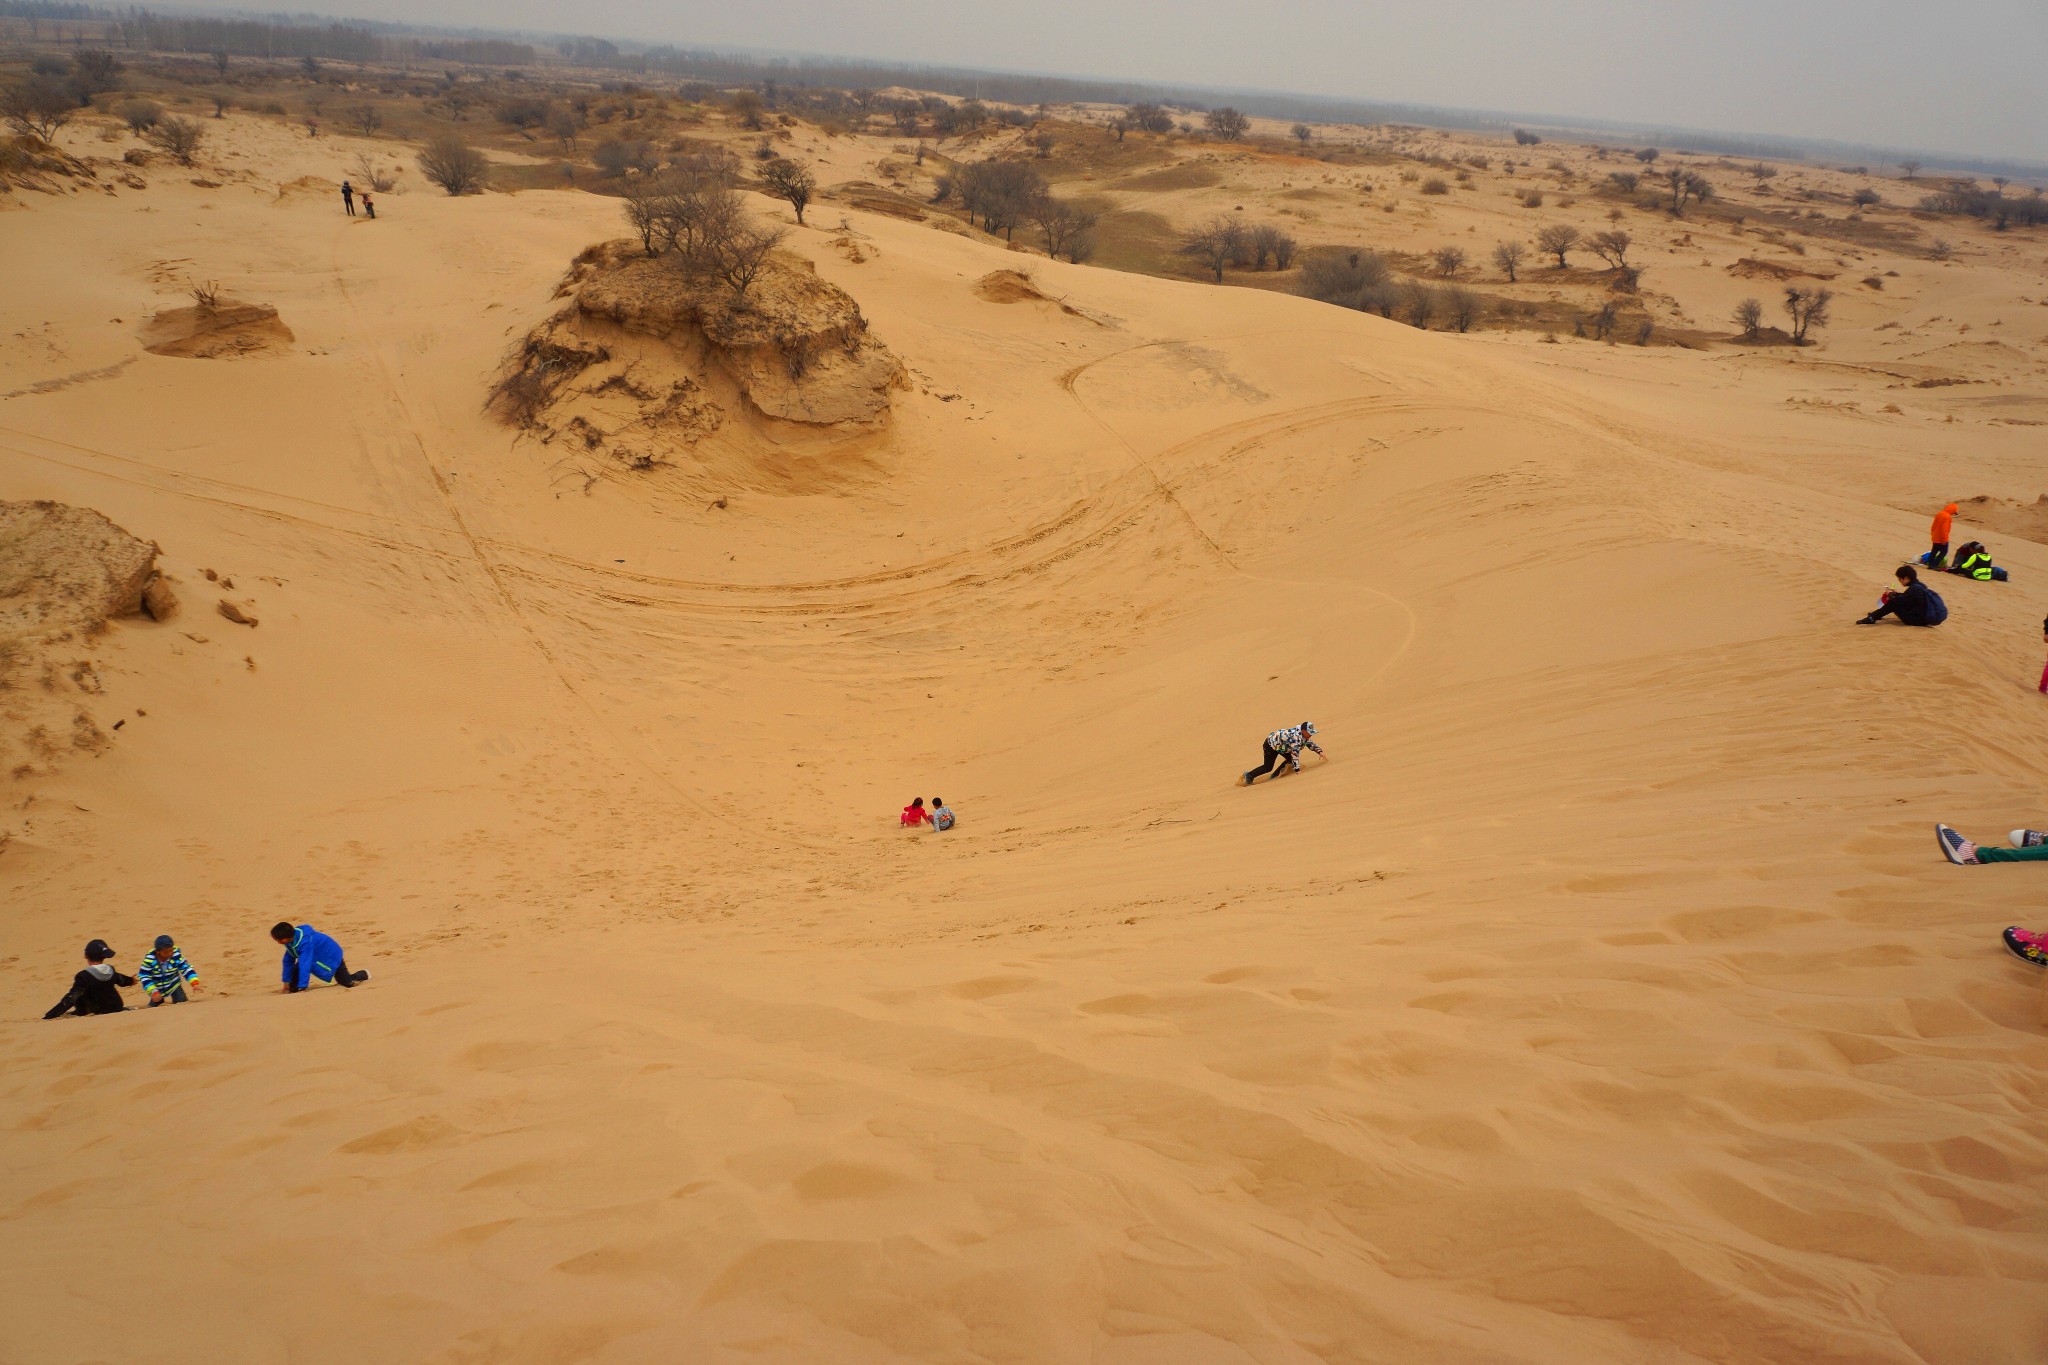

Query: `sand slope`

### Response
(4, 115, 2048, 1365)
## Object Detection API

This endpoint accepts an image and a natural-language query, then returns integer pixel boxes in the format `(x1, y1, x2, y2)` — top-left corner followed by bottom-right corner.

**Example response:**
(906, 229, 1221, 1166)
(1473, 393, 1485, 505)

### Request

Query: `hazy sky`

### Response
(313, 0, 2045, 161)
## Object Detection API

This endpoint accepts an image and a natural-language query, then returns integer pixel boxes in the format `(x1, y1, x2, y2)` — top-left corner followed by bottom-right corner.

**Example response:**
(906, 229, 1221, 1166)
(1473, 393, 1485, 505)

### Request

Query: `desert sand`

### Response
(4, 104, 2048, 1365)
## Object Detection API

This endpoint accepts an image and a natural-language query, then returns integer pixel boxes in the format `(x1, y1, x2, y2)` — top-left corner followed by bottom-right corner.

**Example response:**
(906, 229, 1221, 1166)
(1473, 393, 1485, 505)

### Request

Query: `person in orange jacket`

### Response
(1929, 502, 1959, 569)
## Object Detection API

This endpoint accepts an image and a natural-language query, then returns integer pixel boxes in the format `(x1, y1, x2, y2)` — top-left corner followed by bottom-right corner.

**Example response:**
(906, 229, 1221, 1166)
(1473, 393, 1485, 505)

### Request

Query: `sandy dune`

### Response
(4, 114, 2048, 1364)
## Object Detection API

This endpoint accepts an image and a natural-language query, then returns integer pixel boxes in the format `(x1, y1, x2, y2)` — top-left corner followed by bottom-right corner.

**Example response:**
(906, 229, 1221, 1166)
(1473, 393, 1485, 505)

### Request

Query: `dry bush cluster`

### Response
(1179, 216, 1297, 281)
(620, 154, 787, 302)
(936, 160, 1098, 262)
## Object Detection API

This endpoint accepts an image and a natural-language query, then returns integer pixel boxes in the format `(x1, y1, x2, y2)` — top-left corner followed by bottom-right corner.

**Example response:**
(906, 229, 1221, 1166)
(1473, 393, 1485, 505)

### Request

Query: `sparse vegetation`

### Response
(1733, 298, 1764, 339)
(1182, 215, 1247, 282)
(1491, 240, 1526, 281)
(145, 116, 206, 167)
(1, 76, 75, 143)
(419, 135, 489, 195)
(759, 157, 816, 225)
(118, 100, 164, 134)
(1536, 224, 1581, 267)
(1420, 177, 1449, 195)
(1432, 246, 1467, 277)
(1291, 123, 1311, 145)
(1783, 286, 1833, 344)
(1588, 230, 1632, 269)
(1204, 107, 1249, 141)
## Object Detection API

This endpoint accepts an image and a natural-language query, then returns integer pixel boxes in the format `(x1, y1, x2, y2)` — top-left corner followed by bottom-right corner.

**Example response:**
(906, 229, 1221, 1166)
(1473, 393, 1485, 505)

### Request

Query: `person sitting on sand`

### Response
(900, 797, 931, 828)
(1244, 721, 1325, 785)
(1947, 541, 2003, 581)
(931, 798, 956, 832)
(360, 190, 375, 220)
(272, 921, 369, 994)
(137, 934, 202, 1007)
(1929, 502, 1959, 569)
(1857, 566, 1946, 626)
(43, 939, 136, 1019)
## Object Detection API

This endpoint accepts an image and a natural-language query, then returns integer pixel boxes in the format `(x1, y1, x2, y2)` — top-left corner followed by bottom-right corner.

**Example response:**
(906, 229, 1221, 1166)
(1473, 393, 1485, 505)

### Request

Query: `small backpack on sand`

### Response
(1924, 590, 1948, 625)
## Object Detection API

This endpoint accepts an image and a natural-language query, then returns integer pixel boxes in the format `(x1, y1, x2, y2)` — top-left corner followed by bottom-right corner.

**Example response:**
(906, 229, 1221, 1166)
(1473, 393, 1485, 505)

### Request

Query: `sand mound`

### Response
(491, 240, 902, 488)
(1727, 257, 1838, 282)
(1956, 493, 2048, 547)
(0, 501, 167, 641)
(0, 501, 169, 786)
(139, 301, 293, 359)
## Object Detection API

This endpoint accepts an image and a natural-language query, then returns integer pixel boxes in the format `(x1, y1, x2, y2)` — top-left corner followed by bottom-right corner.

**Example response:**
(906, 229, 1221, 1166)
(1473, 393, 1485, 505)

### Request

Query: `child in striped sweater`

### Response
(138, 935, 202, 1006)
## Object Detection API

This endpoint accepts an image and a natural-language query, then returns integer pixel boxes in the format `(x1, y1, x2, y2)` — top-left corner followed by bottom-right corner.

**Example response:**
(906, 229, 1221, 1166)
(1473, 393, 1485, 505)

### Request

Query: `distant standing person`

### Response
(138, 934, 202, 1006)
(1244, 721, 1325, 785)
(1929, 502, 1959, 569)
(1856, 566, 1946, 626)
(272, 921, 370, 993)
(340, 179, 354, 217)
(2038, 616, 2047, 695)
(43, 939, 136, 1019)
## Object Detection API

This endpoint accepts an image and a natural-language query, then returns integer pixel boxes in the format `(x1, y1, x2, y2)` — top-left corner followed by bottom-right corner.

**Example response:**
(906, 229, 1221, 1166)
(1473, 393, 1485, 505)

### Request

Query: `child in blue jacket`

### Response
(271, 921, 370, 993)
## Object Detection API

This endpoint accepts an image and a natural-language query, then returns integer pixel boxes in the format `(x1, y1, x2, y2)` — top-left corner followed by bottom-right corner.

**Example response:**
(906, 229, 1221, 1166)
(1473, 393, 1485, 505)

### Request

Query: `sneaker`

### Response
(1243, 771, 1257, 786)
(1936, 824, 1980, 865)
(2002, 927, 2048, 967)
(2011, 830, 2048, 848)
(356, 970, 370, 984)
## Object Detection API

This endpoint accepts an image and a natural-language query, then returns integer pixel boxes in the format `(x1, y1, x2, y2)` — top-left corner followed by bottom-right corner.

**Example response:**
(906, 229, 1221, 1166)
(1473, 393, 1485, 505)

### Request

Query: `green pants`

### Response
(1978, 843, 2048, 863)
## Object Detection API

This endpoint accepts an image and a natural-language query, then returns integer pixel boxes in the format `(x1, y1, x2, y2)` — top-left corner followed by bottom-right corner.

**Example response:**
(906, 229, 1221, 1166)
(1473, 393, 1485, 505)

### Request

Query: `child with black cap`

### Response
(138, 934, 202, 1006)
(43, 939, 137, 1019)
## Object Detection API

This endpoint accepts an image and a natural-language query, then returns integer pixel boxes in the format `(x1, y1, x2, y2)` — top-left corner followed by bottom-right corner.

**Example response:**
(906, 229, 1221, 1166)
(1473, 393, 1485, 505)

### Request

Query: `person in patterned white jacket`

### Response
(1244, 721, 1324, 785)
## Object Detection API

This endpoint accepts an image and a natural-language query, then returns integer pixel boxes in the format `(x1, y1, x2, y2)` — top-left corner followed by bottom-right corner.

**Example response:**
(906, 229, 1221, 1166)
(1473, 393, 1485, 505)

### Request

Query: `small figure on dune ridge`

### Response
(139, 933, 202, 1006)
(44, 939, 135, 1019)
(340, 178, 354, 217)
(1244, 721, 1325, 785)
(272, 921, 369, 993)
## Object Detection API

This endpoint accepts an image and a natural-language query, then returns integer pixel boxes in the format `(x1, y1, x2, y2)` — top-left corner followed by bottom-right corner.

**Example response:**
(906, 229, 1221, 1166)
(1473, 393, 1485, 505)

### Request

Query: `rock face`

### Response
(492, 241, 903, 489)
(0, 501, 161, 639)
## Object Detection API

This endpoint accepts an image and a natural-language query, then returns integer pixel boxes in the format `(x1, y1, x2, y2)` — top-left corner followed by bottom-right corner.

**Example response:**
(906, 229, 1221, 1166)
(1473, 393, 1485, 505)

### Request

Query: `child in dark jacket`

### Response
(272, 922, 370, 993)
(44, 939, 136, 1019)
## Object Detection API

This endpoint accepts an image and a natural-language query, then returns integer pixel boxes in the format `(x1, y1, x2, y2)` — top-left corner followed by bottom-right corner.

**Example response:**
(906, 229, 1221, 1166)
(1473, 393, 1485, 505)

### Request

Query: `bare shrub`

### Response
(118, 99, 163, 134)
(706, 222, 787, 302)
(1249, 223, 1297, 270)
(1126, 102, 1174, 135)
(191, 279, 221, 311)
(1491, 239, 1526, 281)
(1431, 245, 1467, 277)
(1535, 224, 1580, 266)
(1181, 216, 1247, 282)
(1513, 128, 1542, 146)
(729, 89, 766, 130)
(1850, 187, 1881, 210)
(1665, 168, 1713, 215)
(2, 77, 75, 143)
(758, 157, 816, 224)
(1034, 195, 1100, 263)
(1297, 250, 1391, 311)
(1607, 171, 1639, 193)
(1635, 147, 1660, 164)
(1519, 188, 1543, 208)
(1291, 123, 1311, 145)
(1732, 298, 1764, 339)
(1784, 286, 1833, 344)
(345, 104, 381, 136)
(1204, 107, 1249, 141)
(419, 135, 488, 194)
(1400, 280, 1438, 329)
(146, 116, 206, 166)
(350, 152, 395, 192)
(1442, 286, 1481, 332)
(1588, 230, 1632, 268)
(1420, 176, 1449, 195)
